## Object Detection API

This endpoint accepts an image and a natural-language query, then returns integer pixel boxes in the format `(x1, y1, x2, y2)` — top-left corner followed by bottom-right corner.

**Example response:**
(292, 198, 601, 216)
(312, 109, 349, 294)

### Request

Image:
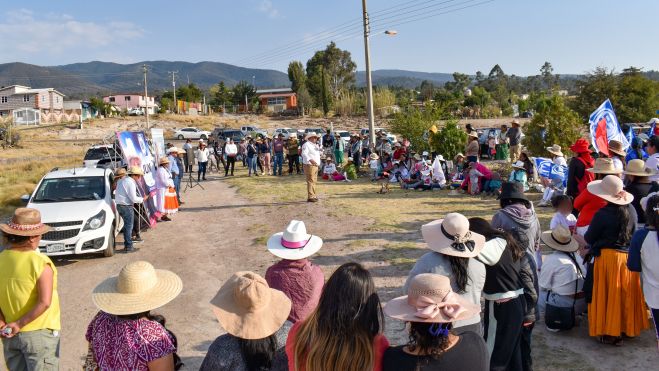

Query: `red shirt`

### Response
(393, 148, 406, 160)
(286, 321, 389, 371)
(573, 189, 607, 227)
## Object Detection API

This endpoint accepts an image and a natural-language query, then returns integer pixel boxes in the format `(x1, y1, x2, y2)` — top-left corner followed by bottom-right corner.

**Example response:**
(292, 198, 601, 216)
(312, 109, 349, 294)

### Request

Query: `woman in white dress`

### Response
(155, 157, 177, 221)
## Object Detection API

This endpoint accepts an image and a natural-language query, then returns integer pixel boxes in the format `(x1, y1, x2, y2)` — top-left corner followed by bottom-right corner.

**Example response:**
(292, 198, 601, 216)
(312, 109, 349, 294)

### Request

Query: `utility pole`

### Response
(168, 71, 178, 114)
(143, 64, 150, 129)
(362, 0, 376, 149)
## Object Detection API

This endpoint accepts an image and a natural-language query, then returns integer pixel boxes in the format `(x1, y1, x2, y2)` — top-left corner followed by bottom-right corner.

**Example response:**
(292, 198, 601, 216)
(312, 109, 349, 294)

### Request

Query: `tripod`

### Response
(184, 170, 204, 192)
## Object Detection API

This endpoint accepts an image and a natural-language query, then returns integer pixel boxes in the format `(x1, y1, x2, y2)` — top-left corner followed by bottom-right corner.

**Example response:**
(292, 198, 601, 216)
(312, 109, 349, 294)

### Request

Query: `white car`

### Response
(174, 127, 211, 140)
(128, 108, 144, 116)
(23, 167, 123, 257)
(272, 128, 296, 140)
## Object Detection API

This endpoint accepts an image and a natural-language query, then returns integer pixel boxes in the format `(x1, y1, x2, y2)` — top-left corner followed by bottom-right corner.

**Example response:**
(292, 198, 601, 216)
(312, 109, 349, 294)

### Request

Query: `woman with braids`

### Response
(584, 175, 648, 345)
(404, 213, 487, 335)
(469, 217, 528, 370)
(286, 262, 389, 371)
(383, 274, 488, 371)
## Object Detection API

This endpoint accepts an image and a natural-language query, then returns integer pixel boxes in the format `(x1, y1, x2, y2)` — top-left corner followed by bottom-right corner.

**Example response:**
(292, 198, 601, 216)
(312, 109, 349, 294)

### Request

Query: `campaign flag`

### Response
(116, 131, 158, 226)
(534, 157, 567, 186)
(589, 99, 629, 156)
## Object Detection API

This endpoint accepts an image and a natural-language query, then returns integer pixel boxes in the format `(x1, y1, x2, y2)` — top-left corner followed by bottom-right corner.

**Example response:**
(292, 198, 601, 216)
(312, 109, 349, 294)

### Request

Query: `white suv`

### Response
(23, 167, 123, 257)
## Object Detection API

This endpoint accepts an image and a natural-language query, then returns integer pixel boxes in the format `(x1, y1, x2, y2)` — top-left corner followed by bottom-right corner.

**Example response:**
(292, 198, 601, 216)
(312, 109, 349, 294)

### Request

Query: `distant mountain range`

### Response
(357, 69, 454, 88)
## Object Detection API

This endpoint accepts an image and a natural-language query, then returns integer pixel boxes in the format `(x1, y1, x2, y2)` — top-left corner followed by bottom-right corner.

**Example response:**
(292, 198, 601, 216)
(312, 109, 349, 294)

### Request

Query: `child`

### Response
(488, 135, 497, 158)
(510, 161, 529, 191)
(549, 194, 577, 232)
(469, 162, 484, 194)
(343, 157, 357, 181)
(484, 172, 503, 197)
(369, 153, 380, 181)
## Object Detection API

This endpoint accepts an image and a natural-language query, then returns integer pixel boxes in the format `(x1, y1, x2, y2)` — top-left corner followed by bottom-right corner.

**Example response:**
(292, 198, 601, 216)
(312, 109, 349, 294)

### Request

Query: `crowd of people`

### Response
(3, 117, 659, 370)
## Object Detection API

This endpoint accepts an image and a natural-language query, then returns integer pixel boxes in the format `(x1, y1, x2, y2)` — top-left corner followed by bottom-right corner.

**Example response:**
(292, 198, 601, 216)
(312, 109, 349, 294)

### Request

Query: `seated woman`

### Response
(519, 152, 535, 184)
(201, 271, 293, 370)
(461, 161, 492, 194)
(86, 261, 183, 370)
(538, 226, 586, 330)
(321, 157, 345, 181)
(509, 161, 529, 191)
(343, 157, 358, 181)
(380, 153, 394, 178)
(383, 274, 489, 371)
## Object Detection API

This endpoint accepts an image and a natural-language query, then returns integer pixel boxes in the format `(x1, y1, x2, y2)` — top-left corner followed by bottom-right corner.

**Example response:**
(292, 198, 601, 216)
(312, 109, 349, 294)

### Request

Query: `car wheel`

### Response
(103, 228, 115, 257)
(177, 134, 184, 140)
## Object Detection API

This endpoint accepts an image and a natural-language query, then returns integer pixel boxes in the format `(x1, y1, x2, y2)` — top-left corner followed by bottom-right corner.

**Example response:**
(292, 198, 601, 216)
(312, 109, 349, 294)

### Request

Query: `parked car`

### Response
(478, 128, 500, 159)
(521, 111, 534, 118)
(127, 108, 144, 116)
(360, 128, 397, 142)
(22, 167, 123, 257)
(174, 127, 211, 140)
(83, 144, 124, 169)
(305, 128, 324, 135)
(272, 128, 297, 140)
(241, 125, 268, 137)
(214, 129, 245, 143)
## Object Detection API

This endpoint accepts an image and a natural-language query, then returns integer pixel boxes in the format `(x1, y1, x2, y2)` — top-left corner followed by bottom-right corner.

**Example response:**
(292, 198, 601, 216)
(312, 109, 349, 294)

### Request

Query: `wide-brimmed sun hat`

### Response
(167, 147, 179, 154)
(624, 159, 656, 177)
(370, 153, 379, 160)
(305, 133, 319, 140)
(210, 271, 291, 339)
(0, 208, 51, 237)
(607, 140, 626, 157)
(570, 138, 591, 154)
(587, 175, 633, 205)
(468, 132, 479, 138)
(413, 154, 422, 161)
(586, 157, 622, 175)
(177, 148, 187, 154)
(384, 273, 480, 323)
(546, 144, 564, 157)
(512, 161, 525, 169)
(128, 166, 144, 176)
(647, 118, 659, 125)
(92, 261, 182, 315)
(267, 220, 322, 260)
(114, 168, 127, 178)
(540, 226, 579, 252)
(511, 119, 520, 126)
(421, 213, 485, 258)
(159, 157, 170, 166)
(454, 153, 465, 160)
(640, 192, 659, 212)
(435, 155, 445, 162)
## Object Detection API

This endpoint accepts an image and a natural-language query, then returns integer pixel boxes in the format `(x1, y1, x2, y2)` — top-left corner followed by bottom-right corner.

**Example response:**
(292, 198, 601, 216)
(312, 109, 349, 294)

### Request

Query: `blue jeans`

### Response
(198, 161, 207, 180)
(174, 176, 182, 201)
(117, 205, 133, 249)
(274, 152, 284, 175)
(248, 155, 257, 175)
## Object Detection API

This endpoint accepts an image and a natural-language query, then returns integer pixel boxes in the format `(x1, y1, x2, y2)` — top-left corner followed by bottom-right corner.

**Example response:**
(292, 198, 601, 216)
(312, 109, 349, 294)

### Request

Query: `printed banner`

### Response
(150, 128, 166, 161)
(589, 99, 629, 156)
(534, 157, 568, 186)
(116, 131, 158, 226)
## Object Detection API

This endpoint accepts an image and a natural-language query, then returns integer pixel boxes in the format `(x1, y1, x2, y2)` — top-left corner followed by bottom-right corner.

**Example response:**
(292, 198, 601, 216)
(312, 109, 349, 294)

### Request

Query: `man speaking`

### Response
(301, 133, 321, 202)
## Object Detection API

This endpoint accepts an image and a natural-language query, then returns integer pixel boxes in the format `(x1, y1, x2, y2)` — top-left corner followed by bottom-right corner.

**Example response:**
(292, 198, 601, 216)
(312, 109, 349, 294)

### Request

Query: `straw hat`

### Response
(92, 261, 182, 315)
(624, 159, 656, 177)
(210, 271, 291, 339)
(511, 119, 520, 126)
(177, 148, 187, 154)
(540, 226, 579, 252)
(587, 175, 633, 205)
(384, 274, 480, 323)
(267, 220, 322, 260)
(413, 154, 422, 161)
(0, 208, 50, 237)
(454, 153, 465, 161)
(114, 168, 127, 178)
(305, 133, 319, 140)
(640, 192, 659, 212)
(546, 144, 564, 157)
(167, 147, 179, 154)
(370, 153, 379, 160)
(128, 166, 144, 176)
(512, 161, 525, 169)
(608, 140, 626, 157)
(159, 157, 170, 166)
(586, 157, 622, 175)
(421, 213, 485, 258)
(468, 132, 479, 139)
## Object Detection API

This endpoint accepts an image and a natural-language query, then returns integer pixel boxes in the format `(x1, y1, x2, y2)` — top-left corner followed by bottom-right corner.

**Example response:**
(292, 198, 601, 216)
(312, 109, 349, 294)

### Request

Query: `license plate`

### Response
(46, 244, 67, 253)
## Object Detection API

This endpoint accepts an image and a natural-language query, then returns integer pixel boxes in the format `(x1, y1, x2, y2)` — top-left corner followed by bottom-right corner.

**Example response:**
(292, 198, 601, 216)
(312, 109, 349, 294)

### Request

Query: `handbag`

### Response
(545, 252, 583, 331)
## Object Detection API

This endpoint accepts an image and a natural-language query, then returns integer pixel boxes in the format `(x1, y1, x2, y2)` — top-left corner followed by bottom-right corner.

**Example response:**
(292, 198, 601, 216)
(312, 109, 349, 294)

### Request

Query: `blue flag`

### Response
(589, 99, 630, 155)
(535, 157, 568, 186)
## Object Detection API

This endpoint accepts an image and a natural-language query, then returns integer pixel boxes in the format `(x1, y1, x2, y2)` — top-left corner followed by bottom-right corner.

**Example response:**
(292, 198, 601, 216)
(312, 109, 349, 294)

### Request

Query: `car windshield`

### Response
(33, 176, 105, 202)
(286, 129, 296, 133)
(339, 132, 350, 137)
(84, 148, 117, 160)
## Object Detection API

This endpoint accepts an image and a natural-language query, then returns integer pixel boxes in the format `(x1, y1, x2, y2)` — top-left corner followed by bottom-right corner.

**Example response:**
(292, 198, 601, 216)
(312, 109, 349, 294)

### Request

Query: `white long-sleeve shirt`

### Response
(301, 141, 321, 165)
(539, 252, 584, 296)
(225, 143, 238, 156)
(115, 177, 143, 206)
(323, 163, 337, 175)
(195, 148, 210, 162)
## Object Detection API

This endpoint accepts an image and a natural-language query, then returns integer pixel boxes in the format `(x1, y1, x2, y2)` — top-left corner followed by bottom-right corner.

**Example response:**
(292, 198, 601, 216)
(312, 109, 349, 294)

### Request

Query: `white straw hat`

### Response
(546, 144, 564, 157)
(512, 161, 525, 169)
(266, 220, 322, 260)
(92, 261, 182, 315)
(586, 158, 622, 175)
(587, 175, 633, 205)
(623, 159, 656, 177)
(421, 213, 485, 258)
(540, 226, 579, 252)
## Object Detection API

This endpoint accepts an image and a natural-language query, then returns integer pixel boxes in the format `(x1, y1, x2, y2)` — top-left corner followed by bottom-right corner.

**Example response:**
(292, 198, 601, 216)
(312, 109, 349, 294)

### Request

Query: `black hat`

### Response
(498, 182, 528, 202)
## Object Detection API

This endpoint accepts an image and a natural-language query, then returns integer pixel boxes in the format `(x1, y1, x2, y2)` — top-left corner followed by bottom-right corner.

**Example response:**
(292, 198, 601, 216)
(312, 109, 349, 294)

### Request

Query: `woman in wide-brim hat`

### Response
(87, 261, 183, 370)
(155, 156, 178, 221)
(404, 213, 486, 335)
(607, 140, 627, 172)
(584, 175, 649, 344)
(624, 159, 657, 225)
(201, 271, 292, 370)
(0, 208, 61, 370)
(382, 273, 488, 371)
(538, 226, 587, 325)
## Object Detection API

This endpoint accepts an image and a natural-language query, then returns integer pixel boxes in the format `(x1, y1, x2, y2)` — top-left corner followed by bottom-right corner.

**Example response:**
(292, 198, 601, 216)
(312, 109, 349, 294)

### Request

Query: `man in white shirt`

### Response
(224, 138, 238, 176)
(115, 166, 148, 252)
(195, 141, 210, 181)
(301, 133, 321, 202)
(645, 136, 659, 182)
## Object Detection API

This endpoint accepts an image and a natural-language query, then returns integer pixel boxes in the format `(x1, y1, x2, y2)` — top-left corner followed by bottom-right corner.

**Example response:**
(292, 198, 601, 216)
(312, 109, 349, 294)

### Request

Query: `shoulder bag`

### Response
(545, 252, 583, 331)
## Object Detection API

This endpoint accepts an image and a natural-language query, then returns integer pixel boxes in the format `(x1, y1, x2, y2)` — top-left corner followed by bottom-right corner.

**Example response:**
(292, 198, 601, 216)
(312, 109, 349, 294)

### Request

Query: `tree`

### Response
(176, 83, 204, 103)
(89, 97, 112, 117)
(523, 95, 582, 157)
(419, 80, 435, 101)
(430, 119, 467, 159)
(159, 97, 172, 113)
(571, 67, 618, 121)
(287, 61, 307, 93)
(306, 42, 357, 107)
(445, 72, 472, 95)
(540, 61, 556, 90)
(373, 87, 396, 116)
(210, 81, 232, 108)
(616, 68, 659, 123)
(297, 87, 313, 116)
(232, 81, 256, 105)
(390, 103, 444, 152)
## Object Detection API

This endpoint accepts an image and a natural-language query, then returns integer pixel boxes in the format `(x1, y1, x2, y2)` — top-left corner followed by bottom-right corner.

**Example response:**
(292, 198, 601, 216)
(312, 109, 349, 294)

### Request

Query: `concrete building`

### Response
(256, 88, 297, 113)
(103, 93, 157, 114)
(0, 85, 65, 122)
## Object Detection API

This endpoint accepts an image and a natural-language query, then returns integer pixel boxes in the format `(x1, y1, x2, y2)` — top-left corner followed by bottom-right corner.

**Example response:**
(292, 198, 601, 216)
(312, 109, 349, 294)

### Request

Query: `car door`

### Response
(107, 171, 122, 234)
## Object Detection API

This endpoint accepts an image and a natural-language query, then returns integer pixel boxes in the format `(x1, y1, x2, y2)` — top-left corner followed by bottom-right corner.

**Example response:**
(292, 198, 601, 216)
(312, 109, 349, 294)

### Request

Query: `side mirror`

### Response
(20, 194, 31, 204)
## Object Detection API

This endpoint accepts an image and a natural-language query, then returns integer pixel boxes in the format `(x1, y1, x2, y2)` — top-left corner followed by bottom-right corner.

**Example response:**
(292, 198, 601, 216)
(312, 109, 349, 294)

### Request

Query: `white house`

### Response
(0, 85, 65, 124)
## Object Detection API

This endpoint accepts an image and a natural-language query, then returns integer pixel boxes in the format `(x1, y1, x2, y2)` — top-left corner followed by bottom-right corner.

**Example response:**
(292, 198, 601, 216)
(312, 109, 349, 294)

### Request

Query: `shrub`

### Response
(523, 95, 583, 157)
(430, 119, 467, 159)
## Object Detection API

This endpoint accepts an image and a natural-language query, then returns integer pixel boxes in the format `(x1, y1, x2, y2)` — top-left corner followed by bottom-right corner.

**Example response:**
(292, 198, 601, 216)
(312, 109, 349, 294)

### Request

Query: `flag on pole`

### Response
(589, 99, 629, 156)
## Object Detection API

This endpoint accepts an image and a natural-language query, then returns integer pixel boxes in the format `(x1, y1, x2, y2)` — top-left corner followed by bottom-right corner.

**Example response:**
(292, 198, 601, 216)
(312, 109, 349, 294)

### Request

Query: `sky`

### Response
(1, 0, 658, 76)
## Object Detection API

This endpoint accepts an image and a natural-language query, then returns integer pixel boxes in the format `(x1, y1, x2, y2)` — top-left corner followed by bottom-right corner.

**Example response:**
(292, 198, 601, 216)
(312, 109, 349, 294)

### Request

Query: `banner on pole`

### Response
(589, 99, 629, 156)
(150, 128, 166, 161)
(116, 131, 158, 226)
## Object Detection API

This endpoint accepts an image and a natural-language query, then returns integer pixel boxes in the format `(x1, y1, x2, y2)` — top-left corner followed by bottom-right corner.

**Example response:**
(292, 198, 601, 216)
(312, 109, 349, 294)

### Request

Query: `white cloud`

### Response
(258, 0, 280, 19)
(0, 9, 144, 60)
